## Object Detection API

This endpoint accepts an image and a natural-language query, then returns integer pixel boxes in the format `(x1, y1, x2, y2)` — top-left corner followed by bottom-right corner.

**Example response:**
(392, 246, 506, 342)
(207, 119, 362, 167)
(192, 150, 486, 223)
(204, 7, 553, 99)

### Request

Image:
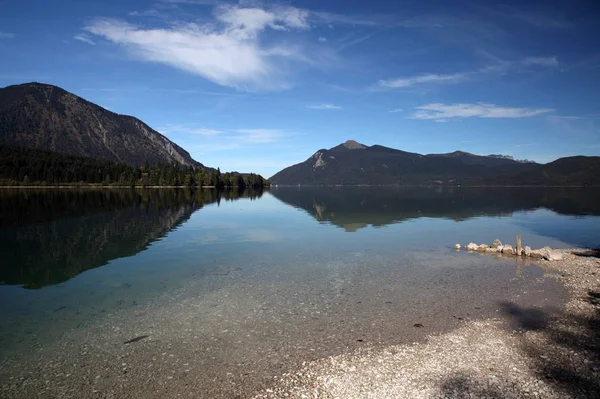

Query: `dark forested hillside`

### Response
(0, 145, 269, 188)
(0, 82, 199, 167)
(480, 156, 600, 186)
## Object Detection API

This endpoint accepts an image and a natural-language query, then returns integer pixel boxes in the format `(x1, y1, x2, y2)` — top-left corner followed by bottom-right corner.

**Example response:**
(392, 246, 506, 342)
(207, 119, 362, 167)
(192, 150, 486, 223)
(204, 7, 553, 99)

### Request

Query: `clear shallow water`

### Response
(1, 187, 599, 396)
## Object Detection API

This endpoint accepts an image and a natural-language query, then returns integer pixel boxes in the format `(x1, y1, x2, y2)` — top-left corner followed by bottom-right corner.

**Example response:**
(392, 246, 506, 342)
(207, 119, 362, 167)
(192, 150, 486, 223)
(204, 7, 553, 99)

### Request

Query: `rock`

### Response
(491, 239, 503, 249)
(478, 244, 489, 251)
(530, 249, 544, 259)
(524, 246, 531, 257)
(538, 246, 563, 261)
(486, 247, 499, 253)
(502, 245, 515, 255)
(455, 244, 461, 250)
(466, 242, 478, 251)
(497, 245, 504, 252)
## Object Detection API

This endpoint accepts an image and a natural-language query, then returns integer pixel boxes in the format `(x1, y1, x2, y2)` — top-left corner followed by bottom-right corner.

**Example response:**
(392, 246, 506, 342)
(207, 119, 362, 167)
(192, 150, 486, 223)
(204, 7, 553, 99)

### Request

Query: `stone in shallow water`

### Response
(455, 244, 461, 250)
(491, 239, 503, 249)
(466, 243, 478, 251)
(502, 245, 515, 255)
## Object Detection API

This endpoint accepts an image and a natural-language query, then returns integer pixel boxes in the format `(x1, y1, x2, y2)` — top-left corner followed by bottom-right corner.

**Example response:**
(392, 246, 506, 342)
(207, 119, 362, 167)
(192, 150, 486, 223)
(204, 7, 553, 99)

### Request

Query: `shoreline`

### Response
(0, 249, 596, 398)
(254, 249, 600, 398)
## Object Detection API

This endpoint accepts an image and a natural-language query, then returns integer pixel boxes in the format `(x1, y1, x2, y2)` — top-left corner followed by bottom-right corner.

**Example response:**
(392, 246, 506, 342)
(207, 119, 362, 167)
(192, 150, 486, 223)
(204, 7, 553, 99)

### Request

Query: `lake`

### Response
(1, 187, 599, 398)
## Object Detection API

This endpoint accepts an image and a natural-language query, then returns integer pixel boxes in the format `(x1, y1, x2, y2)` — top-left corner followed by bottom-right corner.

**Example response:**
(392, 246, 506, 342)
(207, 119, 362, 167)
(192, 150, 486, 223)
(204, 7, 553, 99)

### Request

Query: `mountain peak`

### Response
(341, 140, 366, 150)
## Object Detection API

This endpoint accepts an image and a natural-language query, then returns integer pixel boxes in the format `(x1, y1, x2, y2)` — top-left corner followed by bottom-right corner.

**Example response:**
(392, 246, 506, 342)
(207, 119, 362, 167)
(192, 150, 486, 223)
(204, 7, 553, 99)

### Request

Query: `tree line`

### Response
(0, 145, 269, 188)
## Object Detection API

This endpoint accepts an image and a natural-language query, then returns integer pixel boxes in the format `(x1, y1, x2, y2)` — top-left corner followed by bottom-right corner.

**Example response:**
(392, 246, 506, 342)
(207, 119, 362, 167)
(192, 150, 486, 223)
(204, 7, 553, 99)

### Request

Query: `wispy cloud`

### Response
(308, 103, 342, 110)
(84, 4, 313, 91)
(379, 56, 559, 88)
(161, 0, 222, 5)
(379, 72, 468, 88)
(523, 56, 558, 67)
(389, 108, 403, 113)
(318, 36, 327, 42)
(0, 32, 15, 39)
(159, 125, 222, 136)
(73, 34, 96, 45)
(410, 103, 554, 121)
(480, 4, 573, 29)
(235, 129, 287, 144)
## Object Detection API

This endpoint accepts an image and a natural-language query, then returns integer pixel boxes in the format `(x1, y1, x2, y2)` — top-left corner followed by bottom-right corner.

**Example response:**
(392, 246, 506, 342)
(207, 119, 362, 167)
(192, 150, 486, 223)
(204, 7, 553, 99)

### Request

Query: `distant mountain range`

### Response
(0, 82, 200, 167)
(270, 140, 600, 186)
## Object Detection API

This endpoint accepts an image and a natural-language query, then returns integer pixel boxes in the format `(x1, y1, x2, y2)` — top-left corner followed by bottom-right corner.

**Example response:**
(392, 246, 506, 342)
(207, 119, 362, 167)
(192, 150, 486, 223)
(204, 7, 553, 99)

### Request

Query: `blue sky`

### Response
(1, 0, 599, 177)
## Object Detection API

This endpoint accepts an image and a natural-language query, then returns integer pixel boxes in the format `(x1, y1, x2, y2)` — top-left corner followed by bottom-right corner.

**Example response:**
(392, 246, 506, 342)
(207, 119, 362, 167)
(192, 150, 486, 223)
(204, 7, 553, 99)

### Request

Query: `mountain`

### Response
(269, 140, 541, 185)
(480, 156, 600, 186)
(0, 82, 199, 167)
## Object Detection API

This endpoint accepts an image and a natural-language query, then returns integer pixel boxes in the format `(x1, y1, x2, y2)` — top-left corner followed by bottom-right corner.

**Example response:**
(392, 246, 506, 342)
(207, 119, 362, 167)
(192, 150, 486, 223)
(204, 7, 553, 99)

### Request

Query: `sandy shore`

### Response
(253, 249, 600, 399)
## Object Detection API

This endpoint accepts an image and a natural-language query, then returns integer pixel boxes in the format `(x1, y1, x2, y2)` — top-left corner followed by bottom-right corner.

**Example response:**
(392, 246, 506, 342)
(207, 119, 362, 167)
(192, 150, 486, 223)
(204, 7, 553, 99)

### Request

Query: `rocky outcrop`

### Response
(460, 237, 566, 261)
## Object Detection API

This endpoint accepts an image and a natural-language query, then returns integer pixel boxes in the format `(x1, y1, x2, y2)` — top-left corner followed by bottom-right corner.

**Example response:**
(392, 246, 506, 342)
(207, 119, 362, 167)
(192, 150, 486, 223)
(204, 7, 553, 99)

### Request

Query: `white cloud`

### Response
(410, 103, 554, 121)
(522, 56, 559, 67)
(380, 56, 558, 88)
(379, 72, 468, 88)
(74, 34, 96, 45)
(308, 103, 342, 110)
(0, 32, 15, 39)
(214, 4, 310, 39)
(389, 108, 403, 113)
(159, 125, 222, 136)
(84, 4, 312, 91)
(318, 36, 327, 42)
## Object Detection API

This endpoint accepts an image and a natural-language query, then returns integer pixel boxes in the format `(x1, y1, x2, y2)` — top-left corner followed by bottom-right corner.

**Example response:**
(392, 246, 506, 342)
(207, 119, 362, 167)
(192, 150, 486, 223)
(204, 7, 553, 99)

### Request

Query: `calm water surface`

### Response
(1, 187, 599, 396)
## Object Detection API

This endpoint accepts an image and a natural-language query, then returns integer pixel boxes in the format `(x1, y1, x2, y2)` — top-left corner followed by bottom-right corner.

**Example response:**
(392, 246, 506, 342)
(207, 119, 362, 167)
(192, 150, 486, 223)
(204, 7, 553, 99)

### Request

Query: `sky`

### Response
(1, 0, 599, 177)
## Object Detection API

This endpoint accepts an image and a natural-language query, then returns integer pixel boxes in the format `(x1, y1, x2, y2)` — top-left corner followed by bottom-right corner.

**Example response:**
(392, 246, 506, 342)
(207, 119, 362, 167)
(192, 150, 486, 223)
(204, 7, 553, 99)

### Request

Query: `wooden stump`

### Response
(516, 235, 522, 256)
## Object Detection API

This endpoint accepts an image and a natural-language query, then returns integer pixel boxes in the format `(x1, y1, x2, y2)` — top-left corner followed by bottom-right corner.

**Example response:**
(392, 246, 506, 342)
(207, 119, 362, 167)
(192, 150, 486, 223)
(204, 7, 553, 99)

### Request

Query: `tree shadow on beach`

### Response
(438, 292, 600, 398)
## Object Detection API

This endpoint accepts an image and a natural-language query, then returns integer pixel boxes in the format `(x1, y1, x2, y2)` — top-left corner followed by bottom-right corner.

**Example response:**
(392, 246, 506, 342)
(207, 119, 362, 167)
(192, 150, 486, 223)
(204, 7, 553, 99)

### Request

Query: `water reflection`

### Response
(0, 188, 263, 288)
(270, 186, 600, 232)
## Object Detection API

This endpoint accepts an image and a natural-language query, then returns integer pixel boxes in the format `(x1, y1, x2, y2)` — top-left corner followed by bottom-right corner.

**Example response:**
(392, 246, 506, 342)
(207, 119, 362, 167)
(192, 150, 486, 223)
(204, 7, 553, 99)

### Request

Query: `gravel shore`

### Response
(254, 249, 600, 399)
(1, 249, 597, 398)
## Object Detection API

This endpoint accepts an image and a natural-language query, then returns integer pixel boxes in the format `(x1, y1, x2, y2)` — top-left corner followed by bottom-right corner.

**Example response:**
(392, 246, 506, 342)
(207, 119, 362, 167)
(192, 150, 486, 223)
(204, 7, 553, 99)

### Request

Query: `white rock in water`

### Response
(502, 245, 515, 255)
(497, 244, 504, 252)
(524, 246, 532, 257)
(466, 242, 479, 251)
(491, 239, 503, 249)
(478, 244, 489, 251)
(486, 247, 499, 253)
(455, 244, 461, 250)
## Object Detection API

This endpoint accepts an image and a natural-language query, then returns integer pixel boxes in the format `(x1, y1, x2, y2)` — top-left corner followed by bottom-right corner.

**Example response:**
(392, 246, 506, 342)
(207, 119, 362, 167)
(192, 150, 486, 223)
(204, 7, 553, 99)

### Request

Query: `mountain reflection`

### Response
(270, 187, 600, 232)
(0, 188, 263, 288)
